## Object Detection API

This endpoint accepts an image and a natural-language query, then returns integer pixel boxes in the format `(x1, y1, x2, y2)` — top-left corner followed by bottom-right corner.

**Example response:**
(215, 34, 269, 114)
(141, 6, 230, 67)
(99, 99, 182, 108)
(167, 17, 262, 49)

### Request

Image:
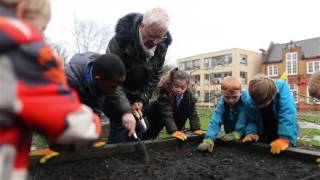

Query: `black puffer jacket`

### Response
(148, 88, 201, 134)
(106, 13, 172, 115)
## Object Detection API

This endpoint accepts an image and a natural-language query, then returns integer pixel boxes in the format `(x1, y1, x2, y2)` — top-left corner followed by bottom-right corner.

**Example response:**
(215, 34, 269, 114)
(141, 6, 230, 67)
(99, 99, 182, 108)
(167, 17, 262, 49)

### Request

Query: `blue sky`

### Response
(46, 0, 320, 65)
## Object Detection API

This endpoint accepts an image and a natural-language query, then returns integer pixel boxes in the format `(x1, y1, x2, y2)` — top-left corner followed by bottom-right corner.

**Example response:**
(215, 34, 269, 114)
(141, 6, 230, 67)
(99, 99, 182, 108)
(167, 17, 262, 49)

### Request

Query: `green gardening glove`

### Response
(197, 139, 214, 152)
(221, 131, 241, 142)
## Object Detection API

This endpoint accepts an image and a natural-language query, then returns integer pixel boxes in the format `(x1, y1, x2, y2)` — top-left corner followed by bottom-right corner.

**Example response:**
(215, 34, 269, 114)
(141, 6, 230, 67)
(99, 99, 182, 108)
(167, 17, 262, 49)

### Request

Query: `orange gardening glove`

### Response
(91, 140, 106, 148)
(242, 134, 259, 143)
(193, 129, 206, 136)
(30, 148, 59, 164)
(171, 131, 188, 141)
(270, 138, 289, 154)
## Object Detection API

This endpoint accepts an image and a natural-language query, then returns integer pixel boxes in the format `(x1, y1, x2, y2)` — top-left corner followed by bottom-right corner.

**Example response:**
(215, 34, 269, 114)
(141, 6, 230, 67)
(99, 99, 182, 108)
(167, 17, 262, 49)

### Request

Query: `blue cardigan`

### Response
(204, 91, 250, 141)
(245, 79, 299, 145)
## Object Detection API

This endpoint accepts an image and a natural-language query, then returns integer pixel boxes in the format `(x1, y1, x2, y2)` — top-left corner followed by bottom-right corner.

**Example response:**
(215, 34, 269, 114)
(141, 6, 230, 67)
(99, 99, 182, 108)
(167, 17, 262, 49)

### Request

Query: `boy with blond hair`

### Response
(23, 0, 51, 31)
(198, 76, 249, 152)
(243, 74, 299, 154)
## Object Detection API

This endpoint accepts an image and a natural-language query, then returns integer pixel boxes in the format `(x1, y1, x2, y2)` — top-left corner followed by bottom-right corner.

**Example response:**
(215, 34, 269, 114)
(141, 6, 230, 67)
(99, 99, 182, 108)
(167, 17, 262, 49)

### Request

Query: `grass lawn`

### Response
(299, 128, 320, 148)
(298, 114, 320, 124)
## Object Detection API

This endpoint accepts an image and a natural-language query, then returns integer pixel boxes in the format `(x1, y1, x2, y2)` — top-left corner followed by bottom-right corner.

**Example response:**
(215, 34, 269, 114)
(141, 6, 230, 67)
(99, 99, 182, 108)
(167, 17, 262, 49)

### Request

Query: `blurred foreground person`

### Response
(0, 0, 101, 179)
(308, 70, 320, 100)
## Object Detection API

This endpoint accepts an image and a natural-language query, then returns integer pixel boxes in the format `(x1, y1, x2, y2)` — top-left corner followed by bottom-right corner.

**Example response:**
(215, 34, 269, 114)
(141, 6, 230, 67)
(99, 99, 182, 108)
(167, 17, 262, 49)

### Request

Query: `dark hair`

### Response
(159, 67, 190, 92)
(92, 53, 125, 80)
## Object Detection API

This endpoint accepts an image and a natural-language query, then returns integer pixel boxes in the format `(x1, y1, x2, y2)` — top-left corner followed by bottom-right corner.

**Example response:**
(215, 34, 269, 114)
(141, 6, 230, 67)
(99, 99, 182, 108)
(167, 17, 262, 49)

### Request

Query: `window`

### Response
(204, 58, 211, 68)
(240, 54, 247, 65)
(186, 61, 193, 70)
(223, 72, 232, 77)
(224, 54, 232, 66)
(193, 59, 200, 69)
(192, 74, 200, 85)
(307, 61, 320, 74)
(289, 84, 298, 103)
(204, 74, 210, 85)
(205, 54, 232, 67)
(204, 91, 214, 103)
(213, 73, 221, 84)
(286, 52, 297, 75)
(179, 62, 186, 70)
(267, 65, 278, 77)
(195, 90, 200, 99)
(240, 71, 247, 84)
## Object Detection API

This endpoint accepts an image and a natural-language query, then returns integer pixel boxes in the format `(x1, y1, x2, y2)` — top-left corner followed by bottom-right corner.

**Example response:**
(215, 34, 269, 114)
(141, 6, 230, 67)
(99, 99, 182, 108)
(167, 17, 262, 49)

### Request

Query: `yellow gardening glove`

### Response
(221, 131, 241, 142)
(197, 139, 214, 152)
(270, 138, 289, 155)
(171, 131, 188, 141)
(316, 158, 320, 167)
(242, 134, 259, 143)
(91, 140, 106, 148)
(193, 129, 206, 136)
(30, 148, 59, 164)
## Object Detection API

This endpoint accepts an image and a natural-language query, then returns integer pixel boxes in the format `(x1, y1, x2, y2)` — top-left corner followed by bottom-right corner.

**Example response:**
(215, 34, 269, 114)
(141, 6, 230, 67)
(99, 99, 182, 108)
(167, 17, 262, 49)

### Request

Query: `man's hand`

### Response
(242, 134, 259, 143)
(193, 129, 206, 136)
(197, 139, 214, 152)
(171, 131, 187, 141)
(270, 138, 289, 154)
(122, 113, 136, 137)
(131, 102, 143, 111)
(221, 131, 241, 142)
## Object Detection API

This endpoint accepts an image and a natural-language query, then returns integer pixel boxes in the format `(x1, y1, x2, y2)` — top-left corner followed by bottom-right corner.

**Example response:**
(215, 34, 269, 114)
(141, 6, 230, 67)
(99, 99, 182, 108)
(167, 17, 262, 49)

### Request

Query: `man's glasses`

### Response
(144, 27, 167, 42)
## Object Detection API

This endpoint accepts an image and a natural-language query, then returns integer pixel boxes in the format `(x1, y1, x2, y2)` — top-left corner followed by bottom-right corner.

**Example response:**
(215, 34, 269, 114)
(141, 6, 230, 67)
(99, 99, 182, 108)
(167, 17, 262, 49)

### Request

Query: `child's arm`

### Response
(276, 80, 299, 145)
(188, 94, 201, 131)
(244, 105, 258, 135)
(158, 92, 178, 134)
(204, 97, 225, 141)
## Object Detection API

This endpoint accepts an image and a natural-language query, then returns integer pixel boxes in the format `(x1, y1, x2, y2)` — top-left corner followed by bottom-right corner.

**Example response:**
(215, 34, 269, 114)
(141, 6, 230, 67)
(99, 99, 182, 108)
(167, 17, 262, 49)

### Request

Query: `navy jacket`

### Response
(65, 52, 105, 114)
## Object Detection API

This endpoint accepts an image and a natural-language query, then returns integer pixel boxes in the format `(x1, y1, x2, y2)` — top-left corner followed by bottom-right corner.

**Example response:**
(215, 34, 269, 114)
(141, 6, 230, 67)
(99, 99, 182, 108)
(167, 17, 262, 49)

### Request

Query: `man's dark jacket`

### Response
(105, 13, 172, 121)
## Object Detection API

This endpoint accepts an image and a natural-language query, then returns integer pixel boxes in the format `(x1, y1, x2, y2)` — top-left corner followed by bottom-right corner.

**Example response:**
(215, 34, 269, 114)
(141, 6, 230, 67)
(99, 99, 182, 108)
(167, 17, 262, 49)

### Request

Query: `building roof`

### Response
(266, 37, 320, 63)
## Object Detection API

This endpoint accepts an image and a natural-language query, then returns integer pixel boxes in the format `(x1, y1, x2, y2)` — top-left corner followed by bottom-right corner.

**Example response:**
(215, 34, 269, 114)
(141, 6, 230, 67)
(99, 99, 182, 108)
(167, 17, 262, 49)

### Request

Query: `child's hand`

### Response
(242, 134, 259, 143)
(192, 129, 206, 136)
(171, 131, 187, 141)
(221, 131, 241, 142)
(197, 139, 214, 152)
(270, 138, 289, 154)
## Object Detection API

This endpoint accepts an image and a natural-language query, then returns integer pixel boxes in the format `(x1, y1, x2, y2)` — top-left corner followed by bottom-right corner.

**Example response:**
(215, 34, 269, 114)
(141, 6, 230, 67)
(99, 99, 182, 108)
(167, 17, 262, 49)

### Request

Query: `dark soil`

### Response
(29, 143, 320, 180)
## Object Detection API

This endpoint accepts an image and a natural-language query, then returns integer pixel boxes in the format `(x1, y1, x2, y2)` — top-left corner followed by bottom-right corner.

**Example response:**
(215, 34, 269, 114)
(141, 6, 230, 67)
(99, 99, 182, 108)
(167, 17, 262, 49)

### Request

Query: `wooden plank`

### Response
(29, 135, 320, 166)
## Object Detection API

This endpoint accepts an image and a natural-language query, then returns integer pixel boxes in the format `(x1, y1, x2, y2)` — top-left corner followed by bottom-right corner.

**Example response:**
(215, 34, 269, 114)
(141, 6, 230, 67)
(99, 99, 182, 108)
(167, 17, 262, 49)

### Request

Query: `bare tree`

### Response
(45, 37, 70, 65)
(71, 17, 112, 53)
(51, 43, 69, 62)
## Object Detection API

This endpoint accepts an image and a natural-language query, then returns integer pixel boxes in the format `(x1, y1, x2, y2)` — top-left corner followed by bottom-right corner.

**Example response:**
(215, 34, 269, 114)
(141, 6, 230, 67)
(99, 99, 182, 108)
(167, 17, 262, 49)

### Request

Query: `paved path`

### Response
(299, 121, 320, 129)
